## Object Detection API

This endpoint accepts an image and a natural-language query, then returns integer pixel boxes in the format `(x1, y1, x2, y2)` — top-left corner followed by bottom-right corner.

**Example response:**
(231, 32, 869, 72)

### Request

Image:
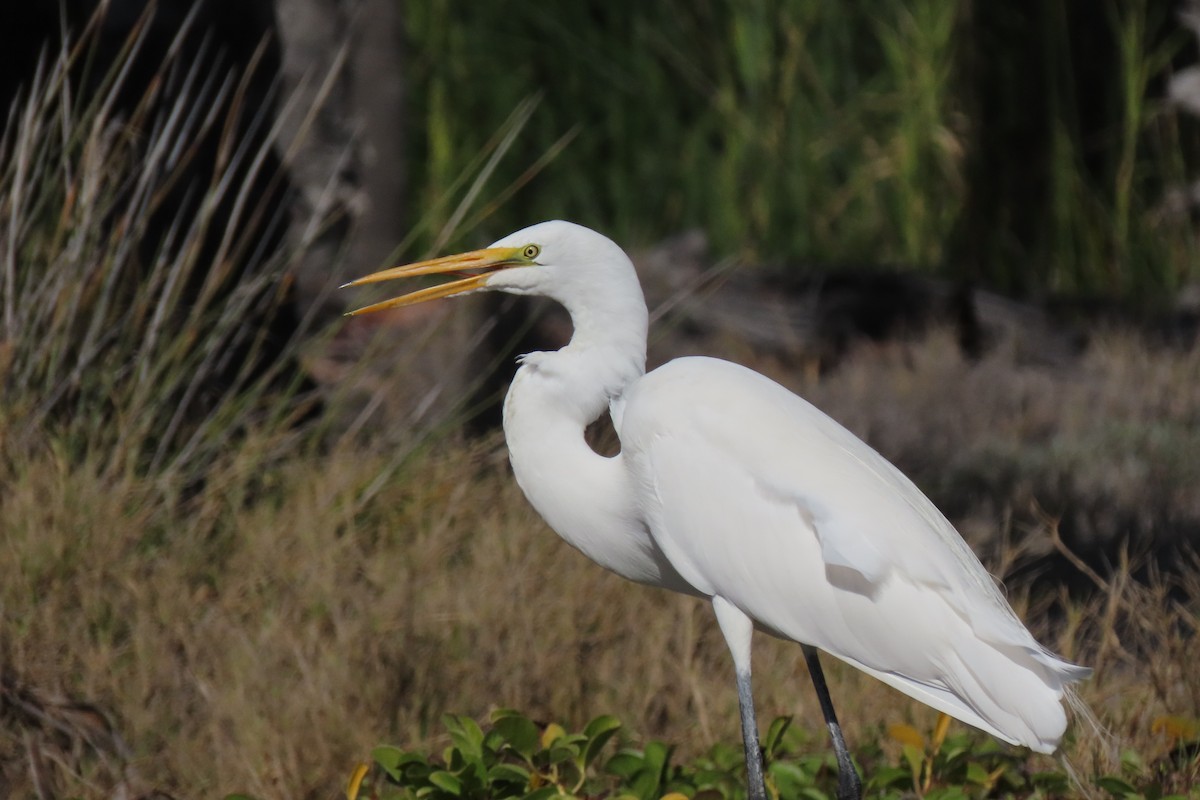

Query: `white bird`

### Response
(344, 221, 1090, 800)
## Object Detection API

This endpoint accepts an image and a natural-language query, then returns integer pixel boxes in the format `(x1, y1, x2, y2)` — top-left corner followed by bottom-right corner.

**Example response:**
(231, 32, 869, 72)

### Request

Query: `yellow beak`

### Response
(341, 246, 528, 316)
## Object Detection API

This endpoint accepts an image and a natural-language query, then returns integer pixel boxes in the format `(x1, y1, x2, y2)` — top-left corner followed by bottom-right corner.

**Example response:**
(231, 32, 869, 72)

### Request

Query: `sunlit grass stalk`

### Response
(0, 12, 318, 491)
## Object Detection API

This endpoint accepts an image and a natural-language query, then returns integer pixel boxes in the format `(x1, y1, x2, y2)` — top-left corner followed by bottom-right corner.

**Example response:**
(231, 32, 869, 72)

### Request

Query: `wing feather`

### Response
(618, 356, 1086, 751)
(623, 356, 1001, 618)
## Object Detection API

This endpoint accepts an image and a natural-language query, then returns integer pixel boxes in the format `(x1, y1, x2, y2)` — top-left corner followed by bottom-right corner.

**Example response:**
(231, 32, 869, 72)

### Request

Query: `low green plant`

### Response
(280, 711, 1191, 800)
(364, 711, 624, 800)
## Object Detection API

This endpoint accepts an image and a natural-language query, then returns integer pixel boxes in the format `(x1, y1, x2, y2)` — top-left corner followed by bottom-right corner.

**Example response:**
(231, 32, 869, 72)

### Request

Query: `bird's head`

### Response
(343, 220, 640, 317)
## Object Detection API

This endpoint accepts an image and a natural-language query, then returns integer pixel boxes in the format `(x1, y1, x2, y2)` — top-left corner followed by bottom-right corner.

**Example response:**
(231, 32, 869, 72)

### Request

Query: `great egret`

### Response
(345, 221, 1090, 800)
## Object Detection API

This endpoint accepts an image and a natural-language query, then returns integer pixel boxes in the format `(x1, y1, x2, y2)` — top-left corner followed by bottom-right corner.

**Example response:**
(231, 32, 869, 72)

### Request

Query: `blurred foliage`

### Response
(403, 0, 1200, 299)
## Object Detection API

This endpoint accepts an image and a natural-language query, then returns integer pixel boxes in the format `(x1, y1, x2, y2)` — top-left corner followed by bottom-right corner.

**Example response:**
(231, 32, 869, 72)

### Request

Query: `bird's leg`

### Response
(735, 667, 769, 800)
(802, 644, 862, 800)
(712, 597, 769, 800)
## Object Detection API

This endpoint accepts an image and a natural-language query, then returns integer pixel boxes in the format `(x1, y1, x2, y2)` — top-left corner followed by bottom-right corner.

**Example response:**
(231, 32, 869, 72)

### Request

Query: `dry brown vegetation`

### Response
(5, 4, 1200, 796)
(3, 322, 1199, 799)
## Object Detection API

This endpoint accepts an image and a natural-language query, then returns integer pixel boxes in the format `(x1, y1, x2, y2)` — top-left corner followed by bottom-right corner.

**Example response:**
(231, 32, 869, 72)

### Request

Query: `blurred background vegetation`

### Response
(405, 0, 1200, 300)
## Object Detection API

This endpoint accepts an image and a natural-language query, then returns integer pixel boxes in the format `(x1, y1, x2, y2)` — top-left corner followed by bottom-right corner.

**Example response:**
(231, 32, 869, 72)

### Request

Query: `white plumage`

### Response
(345, 220, 1089, 799)
(620, 357, 1087, 752)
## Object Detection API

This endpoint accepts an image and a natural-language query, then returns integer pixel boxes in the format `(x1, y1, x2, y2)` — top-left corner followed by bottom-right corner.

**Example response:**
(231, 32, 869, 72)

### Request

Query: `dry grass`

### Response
(3, 326, 1199, 798)
(740, 328, 1200, 561)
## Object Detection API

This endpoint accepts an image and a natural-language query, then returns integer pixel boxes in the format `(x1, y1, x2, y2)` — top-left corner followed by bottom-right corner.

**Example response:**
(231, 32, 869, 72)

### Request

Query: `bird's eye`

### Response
(523, 244, 541, 260)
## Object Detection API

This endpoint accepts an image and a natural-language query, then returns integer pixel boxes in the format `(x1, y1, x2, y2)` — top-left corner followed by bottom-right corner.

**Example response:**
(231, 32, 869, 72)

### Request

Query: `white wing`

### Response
(618, 356, 1088, 752)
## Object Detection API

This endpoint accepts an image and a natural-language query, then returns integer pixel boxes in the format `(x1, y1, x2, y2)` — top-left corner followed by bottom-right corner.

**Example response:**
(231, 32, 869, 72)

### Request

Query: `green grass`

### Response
(404, 2, 963, 266)
(403, 1, 1199, 297)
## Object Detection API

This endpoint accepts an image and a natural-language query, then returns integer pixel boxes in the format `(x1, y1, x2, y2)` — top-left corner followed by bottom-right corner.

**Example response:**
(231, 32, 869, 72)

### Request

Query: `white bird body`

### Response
(346, 220, 1089, 796)
(618, 357, 1085, 752)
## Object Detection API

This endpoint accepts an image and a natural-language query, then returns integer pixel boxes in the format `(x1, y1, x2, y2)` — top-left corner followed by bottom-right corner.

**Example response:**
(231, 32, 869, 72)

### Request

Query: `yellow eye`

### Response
(523, 244, 541, 260)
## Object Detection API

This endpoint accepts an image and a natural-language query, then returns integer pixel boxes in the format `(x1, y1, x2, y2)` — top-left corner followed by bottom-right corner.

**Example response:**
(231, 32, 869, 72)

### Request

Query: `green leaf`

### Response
(373, 745, 406, 771)
(925, 788, 969, 800)
(521, 787, 561, 800)
(867, 765, 912, 790)
(607, 745, 666, 800)
(706, 742, 743, 772)
(488, 763, 532, 786)
(429, 770, 463, 795)
(445, 714, 486, 759)
(900, 744, 923, 785)
(1121, 749, 1147, 773)
(460, 759, 489, 792)
(583, 714, 621, 741)
(541, 722, 568, 749)
(964, 761, 990, 785)
(582, 715, 622, 769)
(629, 767, 663, 800)
(606, 752, 646, 779)
(797, 788, 830, 800)
(546, 744, 580, 765)
(491, 708, 524, 722)
(642, 741, 671, 775)
(763, 716, 793, 758)
(768, 760, 814, 795)
(493, 714, 541, 759)
(938, 741, 971, 763)
(374, 746, 427, 782)
(1097, 775, 1139, 796)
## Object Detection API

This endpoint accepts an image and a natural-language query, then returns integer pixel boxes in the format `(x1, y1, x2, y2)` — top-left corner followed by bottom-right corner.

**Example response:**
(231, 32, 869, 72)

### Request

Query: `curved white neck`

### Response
(499, 279, 690, 591)
(503, 263, 649, 432)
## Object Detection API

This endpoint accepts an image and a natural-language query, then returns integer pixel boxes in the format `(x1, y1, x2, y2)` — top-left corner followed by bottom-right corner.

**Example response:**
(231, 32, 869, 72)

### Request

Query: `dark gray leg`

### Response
(735, 667, 768, 800)
(712, 597, 769, 800)
(802, 645, 862, 800)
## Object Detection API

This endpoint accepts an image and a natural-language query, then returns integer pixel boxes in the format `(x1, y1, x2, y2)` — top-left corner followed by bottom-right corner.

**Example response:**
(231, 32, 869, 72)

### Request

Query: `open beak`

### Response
(341, 246, 527, 316)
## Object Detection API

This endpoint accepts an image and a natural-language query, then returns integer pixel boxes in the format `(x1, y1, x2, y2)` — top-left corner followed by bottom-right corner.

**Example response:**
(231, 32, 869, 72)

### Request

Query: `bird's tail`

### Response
(939, 640, 1092, 754)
